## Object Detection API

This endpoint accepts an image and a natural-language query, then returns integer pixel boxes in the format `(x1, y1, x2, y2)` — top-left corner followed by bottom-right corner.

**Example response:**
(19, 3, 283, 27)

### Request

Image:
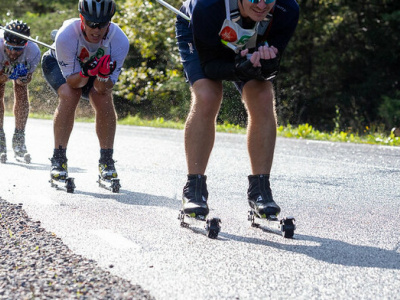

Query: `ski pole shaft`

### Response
(0, 25, 55, 50)
(154, 0, 191, 21)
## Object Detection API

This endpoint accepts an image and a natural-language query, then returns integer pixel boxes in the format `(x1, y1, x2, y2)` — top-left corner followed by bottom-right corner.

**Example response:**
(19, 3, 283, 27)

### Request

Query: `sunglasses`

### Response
(248, 0, 275, 4)
(4, 43, 25, 52)
(85, 20, 110, 29)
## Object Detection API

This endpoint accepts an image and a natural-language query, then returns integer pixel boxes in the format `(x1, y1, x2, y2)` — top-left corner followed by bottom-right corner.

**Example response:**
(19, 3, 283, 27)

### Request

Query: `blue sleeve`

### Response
(265, 0, 299, 54)
(191, 0, 225, 48)
(192, 0, 238, 80)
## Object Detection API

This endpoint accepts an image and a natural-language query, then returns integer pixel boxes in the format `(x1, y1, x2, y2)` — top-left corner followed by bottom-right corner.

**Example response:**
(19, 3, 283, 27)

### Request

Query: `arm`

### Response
(192, 1, 267, 82)
(66, 72, 89, 89)
(15, 43, 41, 86)
(195, 37, 238, 81)
(191, 0, 240, 80)
(55, 20, 86, 88)
(0, 70, 8, 84)
(93, 76, 114, 94)
(15, 73, 33, 86)
(264, 0, 299, 56)
(108, 25, 130, 84)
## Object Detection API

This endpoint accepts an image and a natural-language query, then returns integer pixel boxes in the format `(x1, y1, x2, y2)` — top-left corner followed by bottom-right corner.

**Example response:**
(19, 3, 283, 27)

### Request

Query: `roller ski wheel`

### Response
(248, 210, 295, 239)
(0, 153, 7, 164)
(12, 133, 30, 163)
(14, 152, 31, 164)
(50, 177, 75, 193)
(178, 210, 221, 239)
(97, 176, 121, 193)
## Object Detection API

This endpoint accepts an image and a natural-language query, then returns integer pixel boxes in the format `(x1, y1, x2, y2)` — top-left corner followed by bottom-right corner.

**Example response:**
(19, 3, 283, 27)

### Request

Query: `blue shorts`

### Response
(175, 16, 244, 93)
(41, 50, 94, 100)
(175, 16, 205, 86)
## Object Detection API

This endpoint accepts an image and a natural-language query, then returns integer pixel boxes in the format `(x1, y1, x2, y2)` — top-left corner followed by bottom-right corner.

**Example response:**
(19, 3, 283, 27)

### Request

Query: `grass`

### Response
(11, 112, 400, 147)
(277, 123, 400, 146)
(118, 117, 400, 146)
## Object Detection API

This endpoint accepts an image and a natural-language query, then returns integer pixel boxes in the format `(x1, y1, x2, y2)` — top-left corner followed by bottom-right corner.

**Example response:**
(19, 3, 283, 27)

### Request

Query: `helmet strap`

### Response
(79, 14, 88, 38)
(103, 24, 110, 40)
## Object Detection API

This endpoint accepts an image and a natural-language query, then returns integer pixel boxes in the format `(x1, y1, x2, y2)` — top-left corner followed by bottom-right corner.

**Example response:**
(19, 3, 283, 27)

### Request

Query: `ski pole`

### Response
(154, 0, 191, 21)
(0, 25, 55, 50)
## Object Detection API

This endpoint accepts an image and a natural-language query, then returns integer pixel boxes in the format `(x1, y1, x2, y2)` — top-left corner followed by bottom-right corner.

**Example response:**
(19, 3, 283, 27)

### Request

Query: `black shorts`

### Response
(41, 50, 95, 100)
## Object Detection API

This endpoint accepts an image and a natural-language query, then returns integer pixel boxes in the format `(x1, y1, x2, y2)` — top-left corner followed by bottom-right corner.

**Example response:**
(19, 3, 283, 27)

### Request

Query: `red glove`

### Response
(80, 56, 100, 78)
(97, 55, 117, 78)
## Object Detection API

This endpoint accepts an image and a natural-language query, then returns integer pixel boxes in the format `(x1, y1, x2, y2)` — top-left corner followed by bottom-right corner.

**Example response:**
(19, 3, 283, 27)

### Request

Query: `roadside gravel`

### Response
(0, 198, 155, 299)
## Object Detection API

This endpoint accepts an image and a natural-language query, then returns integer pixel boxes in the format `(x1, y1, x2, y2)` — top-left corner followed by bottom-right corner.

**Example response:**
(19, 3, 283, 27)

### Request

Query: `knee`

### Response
(57, 84, 81, 111)
(58, 84, 81, 102)
(191, 89, 222, 119)
(89, 91, 116, 116)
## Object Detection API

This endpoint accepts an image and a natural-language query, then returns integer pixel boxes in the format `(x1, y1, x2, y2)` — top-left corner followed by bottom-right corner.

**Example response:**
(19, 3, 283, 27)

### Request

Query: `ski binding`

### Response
(248, 210, 295, 238)
(97, 176, 121, 193)
(14, 153, 31, 164)
(0, 153, 7, 163)
(50, 177, 75, 193)
(178, 210, 221, 239)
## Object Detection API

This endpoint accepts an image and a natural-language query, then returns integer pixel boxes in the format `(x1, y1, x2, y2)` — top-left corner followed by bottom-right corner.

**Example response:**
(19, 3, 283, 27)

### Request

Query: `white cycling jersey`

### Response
(52, 18, 129, 84)
(0, 37, 41, 77)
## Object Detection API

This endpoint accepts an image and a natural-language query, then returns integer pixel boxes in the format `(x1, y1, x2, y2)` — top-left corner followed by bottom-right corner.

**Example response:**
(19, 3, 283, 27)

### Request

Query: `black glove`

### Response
(234, 54, 263, 81)
(260, 55, 279, 80)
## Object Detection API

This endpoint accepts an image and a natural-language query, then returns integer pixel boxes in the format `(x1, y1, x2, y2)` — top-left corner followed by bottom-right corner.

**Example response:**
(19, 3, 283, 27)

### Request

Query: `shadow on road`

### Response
(2, 160, 87, 174)
(219, 232, 400, 270)
(75, 188, 180, 210)
(3, 161, 49, 171)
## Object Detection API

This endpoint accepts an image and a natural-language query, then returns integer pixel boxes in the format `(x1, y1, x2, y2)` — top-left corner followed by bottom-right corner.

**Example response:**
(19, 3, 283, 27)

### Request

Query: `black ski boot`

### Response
(182, 174, 209, 218)
(12, 132, 28, 157)
(50, 156, 68, 181)
(248, 174, 281, 218)
(0, 130, 6, 163)
(99, 158, 118, 180)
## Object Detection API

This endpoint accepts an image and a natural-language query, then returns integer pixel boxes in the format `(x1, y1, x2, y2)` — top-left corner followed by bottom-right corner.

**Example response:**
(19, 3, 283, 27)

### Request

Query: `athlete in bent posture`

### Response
(0, 20, 40, 163)
(42, 0, 129, 185)
(176, 0, 299, 218)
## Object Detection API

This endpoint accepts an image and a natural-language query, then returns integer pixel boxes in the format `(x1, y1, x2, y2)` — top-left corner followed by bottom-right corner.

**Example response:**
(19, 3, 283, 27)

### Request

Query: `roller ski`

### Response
(49, 156, 75, 193)
(248, 211, 295, 238)
(12, 132, 31, 164)
(178, 175, 221, 239)
(0, 131, 6, 163)
(247, 174, 295, 238)
(97, 159, 121, 193)
(0, 152, 6, 163)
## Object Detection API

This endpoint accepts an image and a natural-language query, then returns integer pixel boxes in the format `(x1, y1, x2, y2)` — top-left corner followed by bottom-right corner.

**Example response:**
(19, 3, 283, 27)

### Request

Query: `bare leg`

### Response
(242, 80, 277, 175)
(13, 80, 30, 131)
(185, 79, 223, 175)
(0, 83, 5, 129)
(53, 83, 81, 148)
(89, 88, 116, 149)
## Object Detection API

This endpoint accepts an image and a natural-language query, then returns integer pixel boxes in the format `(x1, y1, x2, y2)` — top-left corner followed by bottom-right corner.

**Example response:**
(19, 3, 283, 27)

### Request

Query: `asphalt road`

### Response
(1, 117, 399, 299)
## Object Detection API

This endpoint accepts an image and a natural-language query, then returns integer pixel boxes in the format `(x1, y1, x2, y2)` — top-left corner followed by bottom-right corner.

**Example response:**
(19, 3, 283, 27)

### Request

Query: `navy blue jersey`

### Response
(180, 0, 299, 80)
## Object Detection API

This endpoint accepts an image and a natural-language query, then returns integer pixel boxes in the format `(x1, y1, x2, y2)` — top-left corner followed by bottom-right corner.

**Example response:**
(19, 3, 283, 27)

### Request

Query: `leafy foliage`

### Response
(113, 0, 190, 120)
(1, 0, 399, 134)
(279, 0, 400, 132)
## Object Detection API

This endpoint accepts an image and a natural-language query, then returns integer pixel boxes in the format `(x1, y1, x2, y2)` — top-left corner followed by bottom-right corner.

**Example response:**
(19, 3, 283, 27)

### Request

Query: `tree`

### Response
(278, 0, 400, 131)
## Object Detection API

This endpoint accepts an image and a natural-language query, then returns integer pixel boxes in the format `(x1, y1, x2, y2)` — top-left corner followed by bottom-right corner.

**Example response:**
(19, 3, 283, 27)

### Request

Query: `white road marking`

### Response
(91, 229, 141, 250)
